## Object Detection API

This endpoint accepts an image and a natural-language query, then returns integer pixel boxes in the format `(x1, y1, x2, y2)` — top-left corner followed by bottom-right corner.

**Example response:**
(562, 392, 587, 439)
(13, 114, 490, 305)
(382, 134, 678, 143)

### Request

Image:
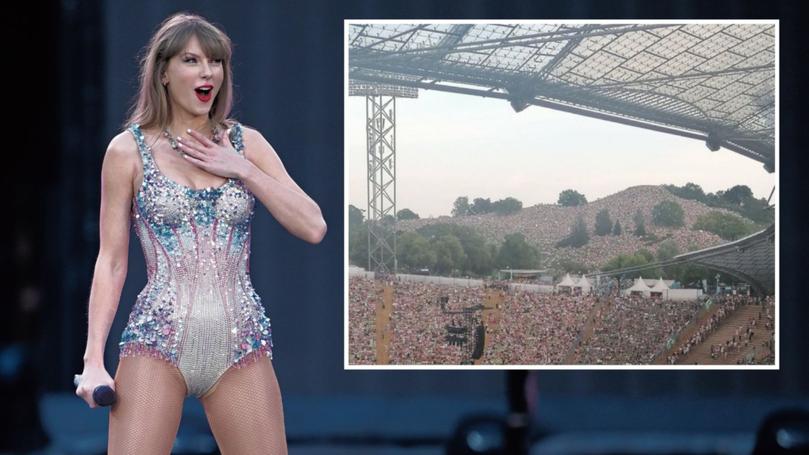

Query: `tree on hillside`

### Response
(665, 182, 705, 201)
(656, 239, 680, 261)
(556, 258, 588, 275)
(602, 251, 652, 272)
(633, 209, 646, 236)
(557, 214, 589, 248)
(470, 197, 493, 214)
(558, 189, 587, 207)
(431, 234, 466, 275)
(496, 233, 540, 269)
(652, 200, 685, 227)
(398, 231, 435, 271)
(720, 184, 754, 207)
(595, 208, 613, 236)
(492, 197, 523, 215)
(349, 204, 364, 228)
(612, 219, 623, 236)
(693, 211, 757, 240)
(452, 196, 470, 217)
(397, 208, 420, 220)
(348, 221, 368, 267)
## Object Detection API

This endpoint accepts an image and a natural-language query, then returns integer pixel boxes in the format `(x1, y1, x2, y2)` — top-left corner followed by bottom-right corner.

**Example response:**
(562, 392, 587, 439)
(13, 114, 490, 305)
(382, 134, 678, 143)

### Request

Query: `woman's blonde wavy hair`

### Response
(125, 12, 234, 131)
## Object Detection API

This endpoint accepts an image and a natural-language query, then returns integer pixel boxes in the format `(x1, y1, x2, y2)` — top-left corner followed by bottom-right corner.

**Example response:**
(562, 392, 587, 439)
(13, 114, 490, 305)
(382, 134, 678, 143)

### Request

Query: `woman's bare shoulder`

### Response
(103, 130, 141, 177)
(239, 125, 275, 153)
(107, 130, 138, 156)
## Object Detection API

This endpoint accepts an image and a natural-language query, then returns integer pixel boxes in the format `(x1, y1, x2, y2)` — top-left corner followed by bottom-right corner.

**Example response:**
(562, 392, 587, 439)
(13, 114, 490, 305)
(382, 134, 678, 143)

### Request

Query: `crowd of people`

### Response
(665, 294, 774, 365)
(399, 185, 733, 269)
(482, 291, 595, 364)
(349, 275, 776, 365)
(666, 294, 774, 364)
(574, 296, 703, 364)
(347, 276, 378, 365)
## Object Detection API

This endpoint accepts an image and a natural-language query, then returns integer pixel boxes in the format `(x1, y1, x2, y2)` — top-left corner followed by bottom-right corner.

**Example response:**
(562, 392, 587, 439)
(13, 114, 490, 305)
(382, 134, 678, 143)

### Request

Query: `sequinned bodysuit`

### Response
(118, 123, 273, 398)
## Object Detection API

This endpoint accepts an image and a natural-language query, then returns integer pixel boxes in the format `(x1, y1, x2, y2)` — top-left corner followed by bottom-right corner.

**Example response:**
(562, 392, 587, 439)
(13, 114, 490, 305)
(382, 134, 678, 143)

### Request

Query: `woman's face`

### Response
(163, 35, 224, 120)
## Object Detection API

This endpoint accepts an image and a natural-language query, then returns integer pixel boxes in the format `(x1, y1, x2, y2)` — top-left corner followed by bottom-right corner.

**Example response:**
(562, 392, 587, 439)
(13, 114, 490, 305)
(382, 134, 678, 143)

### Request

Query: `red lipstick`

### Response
(194, 84, 214, 103)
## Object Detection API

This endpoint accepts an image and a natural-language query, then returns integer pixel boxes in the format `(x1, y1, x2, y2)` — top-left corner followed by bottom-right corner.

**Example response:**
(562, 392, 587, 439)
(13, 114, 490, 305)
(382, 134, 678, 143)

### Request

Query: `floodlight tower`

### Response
(349, 82, 417, 274)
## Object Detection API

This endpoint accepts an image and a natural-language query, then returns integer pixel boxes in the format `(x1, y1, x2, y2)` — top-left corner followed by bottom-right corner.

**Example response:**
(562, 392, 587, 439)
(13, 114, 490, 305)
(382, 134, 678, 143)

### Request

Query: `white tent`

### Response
(650, 277, 670, 299)
(651, 278, 669, 291)
(574, 275, 592, 294)
(556, 273, 576, 293)
(624, 277, 651, 297)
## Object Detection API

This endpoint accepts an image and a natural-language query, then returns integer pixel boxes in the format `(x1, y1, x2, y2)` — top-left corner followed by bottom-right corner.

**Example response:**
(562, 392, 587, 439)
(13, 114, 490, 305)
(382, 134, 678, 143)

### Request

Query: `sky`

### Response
(347, 90, 777, 219)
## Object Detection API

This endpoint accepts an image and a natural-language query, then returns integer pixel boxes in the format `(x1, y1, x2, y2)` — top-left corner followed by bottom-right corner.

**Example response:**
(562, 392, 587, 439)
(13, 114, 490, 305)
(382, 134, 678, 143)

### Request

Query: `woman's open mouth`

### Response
(195, 85, 213, 102)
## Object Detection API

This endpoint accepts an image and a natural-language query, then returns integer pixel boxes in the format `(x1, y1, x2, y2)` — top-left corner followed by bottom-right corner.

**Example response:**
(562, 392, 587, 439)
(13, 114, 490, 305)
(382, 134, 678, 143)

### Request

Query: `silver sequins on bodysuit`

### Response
(119, 123, 273, 398)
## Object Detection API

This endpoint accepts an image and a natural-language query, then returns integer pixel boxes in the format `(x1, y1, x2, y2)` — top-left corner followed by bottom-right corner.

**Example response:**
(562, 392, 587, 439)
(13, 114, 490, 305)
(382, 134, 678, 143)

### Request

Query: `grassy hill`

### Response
(398, 185, 761, 269)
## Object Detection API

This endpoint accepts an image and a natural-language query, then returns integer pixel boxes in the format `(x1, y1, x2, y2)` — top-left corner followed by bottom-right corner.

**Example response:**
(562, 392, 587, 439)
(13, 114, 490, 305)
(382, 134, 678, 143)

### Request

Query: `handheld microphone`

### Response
(74, 374, 117, 407)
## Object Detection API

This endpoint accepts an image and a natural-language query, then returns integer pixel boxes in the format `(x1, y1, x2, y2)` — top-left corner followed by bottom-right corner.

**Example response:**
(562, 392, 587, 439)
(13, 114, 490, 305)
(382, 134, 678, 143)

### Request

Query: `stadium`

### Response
(347, 23, 776, 367)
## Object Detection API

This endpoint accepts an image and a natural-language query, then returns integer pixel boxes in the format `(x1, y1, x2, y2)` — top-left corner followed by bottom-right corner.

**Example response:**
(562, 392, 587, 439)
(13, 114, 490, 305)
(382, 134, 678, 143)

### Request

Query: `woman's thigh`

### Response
(108, 355, 188, 455)
(200, 357, 287, 455)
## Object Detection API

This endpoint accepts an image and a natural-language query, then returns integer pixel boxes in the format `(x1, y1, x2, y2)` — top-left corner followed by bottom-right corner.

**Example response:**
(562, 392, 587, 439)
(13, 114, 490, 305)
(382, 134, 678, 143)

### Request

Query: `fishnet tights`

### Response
(108, 356, 186, 454)
(108, 356, 287, 455)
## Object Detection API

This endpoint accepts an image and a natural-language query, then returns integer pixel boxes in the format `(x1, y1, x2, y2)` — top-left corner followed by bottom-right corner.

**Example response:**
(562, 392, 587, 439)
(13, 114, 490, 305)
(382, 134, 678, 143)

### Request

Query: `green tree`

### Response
(594, 208, 613, 236)
(652, 200, 685, 227)
(633, 209, 646, 236)
(557, 258, 588, 275)
(612, 219, 623, 236)
(452, 196, 470, 217)
(459, 233, 494, 276)
(348, 222, 368, 268)
(496, 233, 540, 269)
(471, 197, 493, 215)
(397, 208, 420, 220)
(431, 234, 466, 275)
(349, 204, 364, 229)
(602, 251, 652, 271)
(558, 189, 587, 207)
(491, 197, 523, 215)
(557, 214, 589, 248)
(665, 182, 705, 201)
(720, 185, 754, 207)
(636, 248, 655, 263)
(693, 211, 757, 240)
(397, 231, 435, 270)
(656, 239, 680, 261)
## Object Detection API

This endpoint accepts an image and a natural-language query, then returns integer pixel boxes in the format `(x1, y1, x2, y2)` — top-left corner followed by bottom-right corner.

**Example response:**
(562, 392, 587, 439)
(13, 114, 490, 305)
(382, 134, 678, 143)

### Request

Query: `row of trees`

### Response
(556, 202, 674, 248)
(664, 182, 773, 225)
(556, 197, 758, 249)
(600, 240, 737, 288)
(349, 205, 422, 224)
(349, 206, 540, 276)
(452, 196, 523, 217)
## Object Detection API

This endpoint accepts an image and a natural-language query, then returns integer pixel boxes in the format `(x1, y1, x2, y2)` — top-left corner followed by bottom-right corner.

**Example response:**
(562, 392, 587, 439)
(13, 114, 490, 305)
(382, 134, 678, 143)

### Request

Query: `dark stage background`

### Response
(5, 0, 808, 453)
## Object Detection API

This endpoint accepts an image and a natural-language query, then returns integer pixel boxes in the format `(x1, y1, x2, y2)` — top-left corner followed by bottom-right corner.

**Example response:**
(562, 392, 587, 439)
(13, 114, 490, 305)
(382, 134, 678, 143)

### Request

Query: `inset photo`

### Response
(345, 21, 777, 368)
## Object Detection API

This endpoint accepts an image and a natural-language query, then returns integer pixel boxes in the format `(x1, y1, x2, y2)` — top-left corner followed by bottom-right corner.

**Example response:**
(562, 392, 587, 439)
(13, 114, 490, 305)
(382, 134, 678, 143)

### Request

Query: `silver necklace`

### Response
(162, 125, 222, 152)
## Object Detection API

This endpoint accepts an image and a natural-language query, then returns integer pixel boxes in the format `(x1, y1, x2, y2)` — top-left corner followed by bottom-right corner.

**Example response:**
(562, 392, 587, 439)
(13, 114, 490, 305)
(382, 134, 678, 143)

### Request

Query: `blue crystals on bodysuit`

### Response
(119, 122, 273, 368)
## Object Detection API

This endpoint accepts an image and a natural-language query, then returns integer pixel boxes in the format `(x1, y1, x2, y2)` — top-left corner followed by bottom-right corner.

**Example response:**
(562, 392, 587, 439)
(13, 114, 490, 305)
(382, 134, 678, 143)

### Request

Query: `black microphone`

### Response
(74, 374, 117, 407)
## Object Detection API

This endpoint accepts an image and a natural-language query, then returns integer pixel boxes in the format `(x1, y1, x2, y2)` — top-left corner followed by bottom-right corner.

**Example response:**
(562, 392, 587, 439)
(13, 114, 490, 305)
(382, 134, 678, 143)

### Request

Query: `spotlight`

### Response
(505, 85, 534, 113)
(764, 158, 775, 173)
(706, 132, 722, 151)
(447, 415, 506, 455)
(509, 99, 530, 113)
(753, 408, 809, 454)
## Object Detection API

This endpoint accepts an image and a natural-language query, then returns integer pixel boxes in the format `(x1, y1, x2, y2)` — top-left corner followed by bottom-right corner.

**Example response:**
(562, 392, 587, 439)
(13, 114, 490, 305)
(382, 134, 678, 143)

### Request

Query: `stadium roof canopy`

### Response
(673, 224, 775, 295)
(349, 23, 775, 170)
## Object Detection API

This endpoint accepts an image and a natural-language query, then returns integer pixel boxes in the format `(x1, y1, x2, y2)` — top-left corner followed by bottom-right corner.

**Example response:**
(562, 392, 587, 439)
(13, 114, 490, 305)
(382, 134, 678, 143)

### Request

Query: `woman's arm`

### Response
(238, 127, 327, 244)
(82, 132, 137, 367)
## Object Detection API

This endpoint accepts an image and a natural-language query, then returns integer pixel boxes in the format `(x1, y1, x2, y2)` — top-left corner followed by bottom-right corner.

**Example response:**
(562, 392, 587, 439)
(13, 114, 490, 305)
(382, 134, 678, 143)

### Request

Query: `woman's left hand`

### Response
(176, 129, 249, 179)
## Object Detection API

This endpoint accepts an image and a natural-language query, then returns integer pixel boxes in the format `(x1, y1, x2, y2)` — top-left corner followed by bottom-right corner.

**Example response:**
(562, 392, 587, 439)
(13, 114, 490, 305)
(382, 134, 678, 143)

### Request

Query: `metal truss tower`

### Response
(366, 95, 397, 273)
(349, 82, 417, 274)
